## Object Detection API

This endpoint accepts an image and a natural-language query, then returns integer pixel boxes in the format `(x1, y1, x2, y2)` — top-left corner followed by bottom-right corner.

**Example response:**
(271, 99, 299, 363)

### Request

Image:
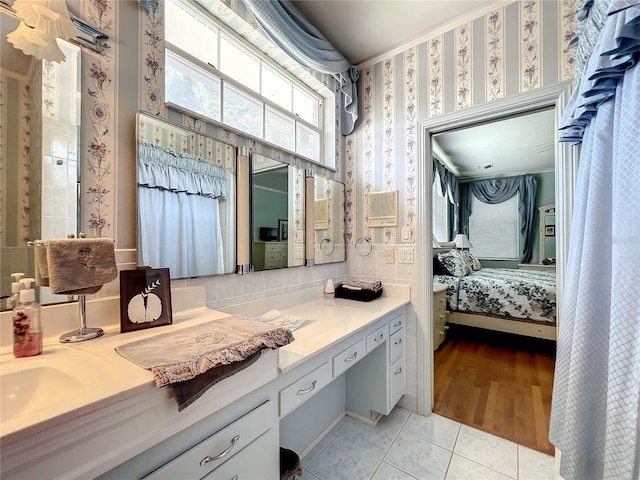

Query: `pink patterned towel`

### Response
(115, 315, 294, 387)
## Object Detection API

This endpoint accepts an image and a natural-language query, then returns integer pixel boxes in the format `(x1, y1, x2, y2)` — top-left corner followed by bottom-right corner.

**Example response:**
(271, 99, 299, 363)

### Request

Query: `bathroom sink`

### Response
(0, 346, 118, 424)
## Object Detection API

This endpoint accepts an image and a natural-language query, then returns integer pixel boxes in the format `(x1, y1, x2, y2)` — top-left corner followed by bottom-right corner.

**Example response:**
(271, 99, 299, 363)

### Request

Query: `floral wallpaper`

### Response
(456, 23, 472, 109)
(140, 0, 163, 115)
(521, 1, 541, 91)
(382, 58, 396, 244)
(486, 9, 505, 102)
(429, 36, 443, 117)
(403, 47, 417, 243)
(362, 67, 375, 240)
(81, 0, 116, 238)
(560, 0, 579, 81)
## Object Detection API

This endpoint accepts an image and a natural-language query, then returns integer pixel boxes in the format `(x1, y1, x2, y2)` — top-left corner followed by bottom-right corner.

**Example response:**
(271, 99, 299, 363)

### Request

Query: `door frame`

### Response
(415, 81, 578, 415)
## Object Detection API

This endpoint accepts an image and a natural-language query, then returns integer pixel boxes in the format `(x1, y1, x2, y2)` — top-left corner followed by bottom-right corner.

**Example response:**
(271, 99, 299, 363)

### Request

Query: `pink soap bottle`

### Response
(12, 278, 43, 358)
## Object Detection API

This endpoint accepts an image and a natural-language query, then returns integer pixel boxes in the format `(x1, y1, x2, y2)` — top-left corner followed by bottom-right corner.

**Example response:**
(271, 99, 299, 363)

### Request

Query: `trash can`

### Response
(280, 447, 302, 480)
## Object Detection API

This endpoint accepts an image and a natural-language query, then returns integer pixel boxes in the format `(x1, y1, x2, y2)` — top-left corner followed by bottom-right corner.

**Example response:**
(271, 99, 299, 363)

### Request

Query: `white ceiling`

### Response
(291, 0, 496, 65)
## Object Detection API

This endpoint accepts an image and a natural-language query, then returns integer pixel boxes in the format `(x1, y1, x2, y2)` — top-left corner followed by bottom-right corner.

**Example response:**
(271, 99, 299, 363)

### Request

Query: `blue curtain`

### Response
(243, 0, 359, 135)
(550, 3, 640, 479)
(137, 142, 228, 278)
(433, 158, 459, 240)
(460, 175, 538, 263)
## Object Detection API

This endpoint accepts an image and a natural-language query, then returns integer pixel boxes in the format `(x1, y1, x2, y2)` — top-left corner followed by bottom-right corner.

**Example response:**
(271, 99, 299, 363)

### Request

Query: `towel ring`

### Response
(320, 237, 336, 256)
(355, 235, 373, 257)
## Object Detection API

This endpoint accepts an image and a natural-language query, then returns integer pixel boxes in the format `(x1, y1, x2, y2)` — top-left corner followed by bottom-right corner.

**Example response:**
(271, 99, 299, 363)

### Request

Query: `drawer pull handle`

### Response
(393, 321, 402, 328)
(394, 367, 403, 375)
(374, 333, 384, 342)
(345, 352, 358, 362)
(231, 477, 239, 480)
(297, 380, 318, 395)
(200, 435, 240, 466)
(394, 338, 403, 345)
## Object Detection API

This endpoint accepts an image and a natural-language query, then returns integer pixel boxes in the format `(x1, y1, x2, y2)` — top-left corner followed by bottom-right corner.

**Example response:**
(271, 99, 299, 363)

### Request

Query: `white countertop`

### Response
(1, 283, 410, 479)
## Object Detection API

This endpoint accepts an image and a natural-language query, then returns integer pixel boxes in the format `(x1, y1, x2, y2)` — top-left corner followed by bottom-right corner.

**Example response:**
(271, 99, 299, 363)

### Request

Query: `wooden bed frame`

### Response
(446, 311, 557, 341)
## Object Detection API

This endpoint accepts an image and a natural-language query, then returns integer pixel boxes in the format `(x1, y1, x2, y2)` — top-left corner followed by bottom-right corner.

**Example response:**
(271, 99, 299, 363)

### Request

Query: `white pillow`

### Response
(437, 251, 472, 276)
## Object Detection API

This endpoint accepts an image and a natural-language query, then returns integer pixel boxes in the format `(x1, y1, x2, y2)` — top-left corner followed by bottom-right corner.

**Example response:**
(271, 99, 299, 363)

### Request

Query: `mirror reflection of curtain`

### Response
(137, 143, 227, 278)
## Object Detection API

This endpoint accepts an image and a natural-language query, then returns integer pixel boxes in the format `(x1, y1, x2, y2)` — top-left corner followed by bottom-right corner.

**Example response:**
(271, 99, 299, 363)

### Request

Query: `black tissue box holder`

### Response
(334, 283, 383, 302)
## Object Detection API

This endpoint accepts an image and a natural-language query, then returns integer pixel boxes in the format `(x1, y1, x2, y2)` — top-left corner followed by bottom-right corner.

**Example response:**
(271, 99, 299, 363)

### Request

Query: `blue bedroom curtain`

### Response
(242, 0, 360, 135)
(549, 2, 640, 479)
(433, 158, 460, 241)
(460, 175, 538, 263)
(137, 142, 228, 278)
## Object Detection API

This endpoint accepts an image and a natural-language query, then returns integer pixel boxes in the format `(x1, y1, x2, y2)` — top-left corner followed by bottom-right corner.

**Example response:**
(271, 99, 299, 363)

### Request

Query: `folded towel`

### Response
(115, 315, 294, 388)
(335, 280, 384, 302)
(170, 351, 261, 411)
(46, 238, 117, 295)
(339, 280, 383, 292)
(34, 243, 49, 287)
(255, 309, 309, 331)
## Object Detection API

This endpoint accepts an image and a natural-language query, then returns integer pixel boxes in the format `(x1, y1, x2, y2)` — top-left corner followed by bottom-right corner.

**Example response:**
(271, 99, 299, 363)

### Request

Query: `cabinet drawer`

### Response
(389, 357, 405, 407)
(143, 401, 274, 480)
(389, 313, 404, 334)
(389, 328, 404, 363)
(279, 362, 332, 417)
(332, 338, 366, 377)
(366, 324, 388, 352)
(202, 429, 278, 480)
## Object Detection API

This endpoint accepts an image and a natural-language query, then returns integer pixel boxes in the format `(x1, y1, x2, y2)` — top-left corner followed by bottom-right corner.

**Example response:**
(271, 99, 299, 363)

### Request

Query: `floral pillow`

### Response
(460, 250, 482, 271)
(437, 250, 472, 277)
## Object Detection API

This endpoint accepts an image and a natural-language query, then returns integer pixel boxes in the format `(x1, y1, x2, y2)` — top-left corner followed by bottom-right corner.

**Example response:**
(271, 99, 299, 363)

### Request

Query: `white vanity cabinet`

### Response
(143, 401, 276, 480)
(345, 309, 405, 423)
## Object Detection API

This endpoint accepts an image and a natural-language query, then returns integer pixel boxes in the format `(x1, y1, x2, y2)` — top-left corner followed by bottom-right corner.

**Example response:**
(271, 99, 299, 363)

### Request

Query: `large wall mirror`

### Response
(313, 174, 346, 265)
(136, 112, 236, 279)
(251, 154, 305, 271)
(1, 12, 81, 310)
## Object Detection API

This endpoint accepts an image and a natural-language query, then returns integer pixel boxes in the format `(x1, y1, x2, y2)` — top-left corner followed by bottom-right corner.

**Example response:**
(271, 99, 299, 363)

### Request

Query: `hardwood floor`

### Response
(433, 325, 556, 455)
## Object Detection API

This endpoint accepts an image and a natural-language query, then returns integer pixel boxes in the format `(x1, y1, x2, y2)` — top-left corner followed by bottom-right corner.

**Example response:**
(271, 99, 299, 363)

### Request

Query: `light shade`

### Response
(453, 233, 473, 249)
(7, 0, 76, 63)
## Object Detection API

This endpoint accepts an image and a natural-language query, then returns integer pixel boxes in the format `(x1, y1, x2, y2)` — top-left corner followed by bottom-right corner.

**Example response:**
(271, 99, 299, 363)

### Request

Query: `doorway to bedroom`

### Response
(428, 105, 558, 455)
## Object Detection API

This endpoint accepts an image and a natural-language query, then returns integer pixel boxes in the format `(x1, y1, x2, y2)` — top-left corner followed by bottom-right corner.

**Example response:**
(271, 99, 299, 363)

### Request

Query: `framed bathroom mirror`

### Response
(313, 175, 346, 265)
(251, 154, 305, 271)
(136, 112, 237, 279)
(1, 11, 82, 310)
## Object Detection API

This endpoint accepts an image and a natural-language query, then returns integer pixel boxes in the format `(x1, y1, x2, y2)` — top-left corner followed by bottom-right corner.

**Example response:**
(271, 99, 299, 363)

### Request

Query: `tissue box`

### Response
(334, 281, 383, 302)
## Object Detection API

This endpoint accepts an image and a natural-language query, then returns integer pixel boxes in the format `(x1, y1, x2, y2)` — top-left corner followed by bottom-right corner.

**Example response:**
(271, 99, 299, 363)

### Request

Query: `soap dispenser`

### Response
(6, 272, 25, 310)
(12, 278, 43, 358)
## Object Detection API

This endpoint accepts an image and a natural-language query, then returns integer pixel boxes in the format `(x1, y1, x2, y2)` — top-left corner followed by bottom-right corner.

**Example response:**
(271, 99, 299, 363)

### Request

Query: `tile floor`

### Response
(298, 408, 555, 480)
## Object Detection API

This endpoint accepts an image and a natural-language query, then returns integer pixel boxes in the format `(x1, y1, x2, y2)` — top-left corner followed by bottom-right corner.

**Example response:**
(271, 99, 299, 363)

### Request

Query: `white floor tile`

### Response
(371, 462, 420, 480)
(518, 446, 555, 480)
(453, 425, 518, 478)
(307, 437, 381, 480)
(378, 406, 412, 429)
(445, 454, 514, 480)
(302, 432, 335, 468)
(384, 431, 452, 480)
(402, 413, 461, 451)
(298, 469, 321, 480)
(329, 415, 351, 436)
(338, 417, 402, 458)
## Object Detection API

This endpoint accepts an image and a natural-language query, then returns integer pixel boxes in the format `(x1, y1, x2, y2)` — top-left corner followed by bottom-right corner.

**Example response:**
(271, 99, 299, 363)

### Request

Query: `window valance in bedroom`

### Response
(460, 175, 537, 263)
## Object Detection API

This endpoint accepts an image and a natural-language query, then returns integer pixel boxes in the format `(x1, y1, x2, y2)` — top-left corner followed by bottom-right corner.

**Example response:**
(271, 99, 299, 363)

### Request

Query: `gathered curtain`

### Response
(460, 175, 537, 263)
(137, 142, 227, 278)
(433, 158, 460, 241)
(549, 2, 640, 479)
(243, 0, 359, 135)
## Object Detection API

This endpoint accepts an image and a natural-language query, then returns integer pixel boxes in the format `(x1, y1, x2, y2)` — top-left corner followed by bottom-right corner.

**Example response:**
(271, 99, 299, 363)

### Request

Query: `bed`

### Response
(434, 250, 557, 340)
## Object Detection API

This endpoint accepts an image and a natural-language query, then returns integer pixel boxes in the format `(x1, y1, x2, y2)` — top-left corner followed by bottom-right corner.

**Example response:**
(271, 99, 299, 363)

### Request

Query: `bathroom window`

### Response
(164, 0, 327, 164)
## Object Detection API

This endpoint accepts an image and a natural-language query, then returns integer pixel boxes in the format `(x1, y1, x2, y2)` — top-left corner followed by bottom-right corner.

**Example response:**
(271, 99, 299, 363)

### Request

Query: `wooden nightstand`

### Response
(433, 283, 448, 350)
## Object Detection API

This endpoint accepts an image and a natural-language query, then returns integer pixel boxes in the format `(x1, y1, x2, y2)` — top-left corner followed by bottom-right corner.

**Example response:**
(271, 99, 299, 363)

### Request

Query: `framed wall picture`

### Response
(119, 267, 172, 333)
(278, 219, 288, 241)
(545, 225, 555, 236)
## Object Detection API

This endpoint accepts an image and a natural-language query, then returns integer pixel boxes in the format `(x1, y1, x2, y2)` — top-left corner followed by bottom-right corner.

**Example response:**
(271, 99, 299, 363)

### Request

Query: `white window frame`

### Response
(164, 0, 334, 167)
(469, 194, 520, 260)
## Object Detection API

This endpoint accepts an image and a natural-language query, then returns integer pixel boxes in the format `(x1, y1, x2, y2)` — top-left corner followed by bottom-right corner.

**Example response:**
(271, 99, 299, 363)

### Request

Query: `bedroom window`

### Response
(469, 195, 519, 260)
(432, 175, 449, 243)
(164, 0, 327, 164)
